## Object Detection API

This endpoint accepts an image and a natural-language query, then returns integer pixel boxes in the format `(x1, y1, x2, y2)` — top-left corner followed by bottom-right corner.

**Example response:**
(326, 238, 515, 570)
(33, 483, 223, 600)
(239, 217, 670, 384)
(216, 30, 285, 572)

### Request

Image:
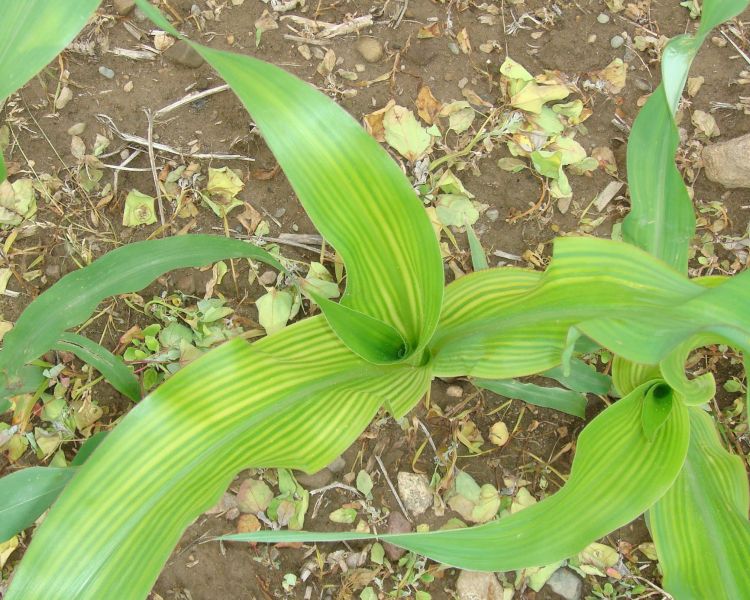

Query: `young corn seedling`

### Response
(0, 1, 748, 599)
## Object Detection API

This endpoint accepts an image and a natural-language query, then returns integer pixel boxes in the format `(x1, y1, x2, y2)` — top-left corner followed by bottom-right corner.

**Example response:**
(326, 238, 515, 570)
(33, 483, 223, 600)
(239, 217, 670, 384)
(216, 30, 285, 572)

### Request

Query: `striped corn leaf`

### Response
(132, 0, 443, 365)
(649, 408, 750, 598)
(6, 316, 431, 598)
(223, 382, 690, 571)
(622, 0, 749, 272)
(431, 237, 750, 379)
(0, 0, 103, 181)
(0, 235, 281, 401)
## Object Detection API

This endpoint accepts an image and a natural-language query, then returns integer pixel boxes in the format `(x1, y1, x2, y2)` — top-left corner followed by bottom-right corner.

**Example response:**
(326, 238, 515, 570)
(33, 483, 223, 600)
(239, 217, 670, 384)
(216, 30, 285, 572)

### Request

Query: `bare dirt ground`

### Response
(2, 1, 750, 599)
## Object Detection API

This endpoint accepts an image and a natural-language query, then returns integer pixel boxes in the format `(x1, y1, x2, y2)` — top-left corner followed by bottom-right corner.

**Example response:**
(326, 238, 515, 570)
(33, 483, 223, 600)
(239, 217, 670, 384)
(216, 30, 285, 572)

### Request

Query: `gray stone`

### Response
(610, 35, 625, 49)
(99, 66, 115, 79)
(397, 472, 433, 516)
(294, 468, 333, 489)
(596, 13, 610, 23)
(384, 511, 411, 560)
(355, 38, 383, 63)
(258, 270, 278, 286)
(456, 570, 505, 600)
(113, 0, 135, 15)
(703, 133, 750, 189)
(164, 40, 204, 69)
(326, 455, 346, 473)
(546, 567, 583, 600)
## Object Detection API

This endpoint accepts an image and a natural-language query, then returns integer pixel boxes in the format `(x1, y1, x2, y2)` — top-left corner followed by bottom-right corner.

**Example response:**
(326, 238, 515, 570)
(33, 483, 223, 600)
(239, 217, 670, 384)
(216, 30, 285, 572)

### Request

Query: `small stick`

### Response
(721, 29, 750, 67)
(374, 454, 412, 522)
(98, 114, 254, 161)
(144, 108, 166, 226)
(283, 33, 331, 46)
(112, 148, 144, 198)
(155, 84, 231, 118)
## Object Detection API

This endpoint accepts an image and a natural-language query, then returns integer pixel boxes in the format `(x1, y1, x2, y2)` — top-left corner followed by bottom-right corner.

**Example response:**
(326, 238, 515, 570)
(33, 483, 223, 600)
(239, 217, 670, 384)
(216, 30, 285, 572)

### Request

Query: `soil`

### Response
(2, 0, 750, 599)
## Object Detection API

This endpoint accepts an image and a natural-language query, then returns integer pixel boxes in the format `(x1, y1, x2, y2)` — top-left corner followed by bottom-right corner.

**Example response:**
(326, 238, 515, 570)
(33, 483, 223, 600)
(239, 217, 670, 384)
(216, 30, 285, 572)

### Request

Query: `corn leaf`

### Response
(649, 408, 750, 599)
(6, 316, 430, 598)
(0, 235, 281, 401)
(543, 358, 611, 395)
(0, 0, 102, 182)
(52, 333, 140, 402)
(0, 467, 77, 540)
(431, 237, 750, 379)
(622, 0, 749, 272)
(475, 378, 587, 418)
(131, 0, 443, 364)
(223, 382, 690, 570)
(0, 0, 101, 103)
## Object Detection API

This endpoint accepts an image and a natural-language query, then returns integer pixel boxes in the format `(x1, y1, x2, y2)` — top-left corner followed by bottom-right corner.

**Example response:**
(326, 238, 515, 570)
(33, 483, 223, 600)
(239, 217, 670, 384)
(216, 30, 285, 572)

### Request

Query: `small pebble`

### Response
(610, 35, 625, 49)
(273, 207, 286, 218)
(113, 0, 135, 15)
(164, 40, 204, 69)
(259, 271, 277, 286)
(67, 122, 86, 136)
(355, 37, 383, 63)
(123, 80, 134, 93)
(597, 13, 610, 24)
(633, 77, 651, 92)
(99, 66, 115, 79)
(711, 35, 727, 47)
(588, 34, 597, 43)
(448, 42, 460, 56)
(446, 385, 463, 398)
(486, 208, 499, 222)
(457, 77, 468, 89)
(354, 63, 365, 73)
(326, 456, 346, 473)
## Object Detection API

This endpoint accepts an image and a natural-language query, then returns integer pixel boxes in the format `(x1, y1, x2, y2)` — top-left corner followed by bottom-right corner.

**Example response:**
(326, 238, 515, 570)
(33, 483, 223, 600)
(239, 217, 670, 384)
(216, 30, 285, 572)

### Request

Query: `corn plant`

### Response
(1, 0, 749, 598)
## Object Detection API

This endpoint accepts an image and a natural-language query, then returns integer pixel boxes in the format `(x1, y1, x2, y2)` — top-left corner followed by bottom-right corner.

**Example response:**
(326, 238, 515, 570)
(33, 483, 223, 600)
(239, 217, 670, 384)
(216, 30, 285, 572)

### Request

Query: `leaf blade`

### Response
(6, 317, 430, 598)
(649, 408, 750, 599)
(0, 235, 281, 400)
(0, 467, 76, 540)
(224, 382, 690, 571)
(53, 333, 140, 402)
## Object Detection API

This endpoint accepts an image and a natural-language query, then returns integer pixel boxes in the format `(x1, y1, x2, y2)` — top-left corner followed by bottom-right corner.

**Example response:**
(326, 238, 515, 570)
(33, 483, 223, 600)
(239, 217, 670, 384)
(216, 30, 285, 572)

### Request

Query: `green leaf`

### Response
(431, 237, 750, 379)
(222, 382, 690, 570)
(543, 358, 611, 395)
(475, 378, 587, 418)
(466, 224, 488, 271)
(0, 467, 77, 540)
(0, 235, 281, 400)
(0, 0, 102, 104)
(649, 408, 750, 599)
(623, 0, 749, 272)
(6, 317, 431, 598)
(122, 190, 157, 227)
(641, 382, 674, 441)
(53, 333, 140, 402)
(131, 0, 443, 364)
(71, 432, 108, 466)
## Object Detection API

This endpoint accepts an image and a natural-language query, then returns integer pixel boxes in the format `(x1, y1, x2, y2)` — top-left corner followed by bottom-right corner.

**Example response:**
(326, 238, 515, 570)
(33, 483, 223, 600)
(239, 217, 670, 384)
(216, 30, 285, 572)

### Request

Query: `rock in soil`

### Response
(384, 511, 411, 561)
(294, 468, 333, 489)
(702, 133, 750, 188)
(355, 37, 383, 63)
(456, 570, 505, 600)
(326, 455, 346, 473)
(545, 567, 583, 600)
(164, 40, 205, 69)
(397, 471, 433, 516)
(113, 0, 135, 15)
